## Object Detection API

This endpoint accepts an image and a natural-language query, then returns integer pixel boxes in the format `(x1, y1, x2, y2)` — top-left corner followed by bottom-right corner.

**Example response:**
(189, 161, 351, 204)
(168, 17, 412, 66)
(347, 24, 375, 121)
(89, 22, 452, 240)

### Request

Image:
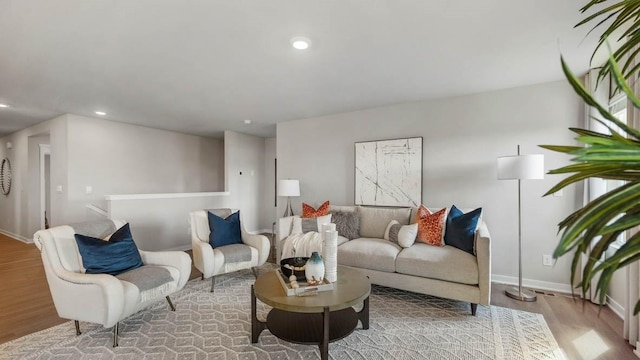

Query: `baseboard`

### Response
(606, 295, 624, 319)
(492, 274, 572, 294)
(0, 228, 32, 244)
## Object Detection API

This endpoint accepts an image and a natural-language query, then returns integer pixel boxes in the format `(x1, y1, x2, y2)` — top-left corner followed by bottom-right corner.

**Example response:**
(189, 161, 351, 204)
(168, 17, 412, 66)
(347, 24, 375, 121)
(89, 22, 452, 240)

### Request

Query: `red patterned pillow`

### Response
(415, 205, 446, 246)
(302, 201, 330, 218)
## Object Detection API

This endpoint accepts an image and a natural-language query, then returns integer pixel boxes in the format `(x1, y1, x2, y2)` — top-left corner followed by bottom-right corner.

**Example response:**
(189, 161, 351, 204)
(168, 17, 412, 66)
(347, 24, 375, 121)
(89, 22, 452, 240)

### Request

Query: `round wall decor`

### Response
(0, 157, 12, 195)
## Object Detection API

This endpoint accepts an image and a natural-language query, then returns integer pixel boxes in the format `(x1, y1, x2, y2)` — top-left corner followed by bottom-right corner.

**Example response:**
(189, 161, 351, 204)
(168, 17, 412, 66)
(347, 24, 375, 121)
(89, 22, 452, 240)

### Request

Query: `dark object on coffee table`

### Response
(280, 257, 309, 281)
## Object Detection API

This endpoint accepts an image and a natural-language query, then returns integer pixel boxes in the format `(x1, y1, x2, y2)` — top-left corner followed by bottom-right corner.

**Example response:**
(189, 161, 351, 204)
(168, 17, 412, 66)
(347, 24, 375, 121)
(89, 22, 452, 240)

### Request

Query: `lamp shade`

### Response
(497, 154, 544, 180)
(278, 179, 300, 197)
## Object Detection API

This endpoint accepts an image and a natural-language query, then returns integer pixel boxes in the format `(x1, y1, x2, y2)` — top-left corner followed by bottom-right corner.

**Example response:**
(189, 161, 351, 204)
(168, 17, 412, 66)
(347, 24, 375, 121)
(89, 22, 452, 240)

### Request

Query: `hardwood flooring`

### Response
(0, 233, 67, 344)
(0, 232, 635, 359)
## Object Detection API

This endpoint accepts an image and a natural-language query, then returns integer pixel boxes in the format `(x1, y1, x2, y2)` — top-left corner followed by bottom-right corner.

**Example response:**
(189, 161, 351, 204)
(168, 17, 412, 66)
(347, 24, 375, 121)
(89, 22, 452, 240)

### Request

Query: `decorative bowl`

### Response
(280, 257, 309, 281)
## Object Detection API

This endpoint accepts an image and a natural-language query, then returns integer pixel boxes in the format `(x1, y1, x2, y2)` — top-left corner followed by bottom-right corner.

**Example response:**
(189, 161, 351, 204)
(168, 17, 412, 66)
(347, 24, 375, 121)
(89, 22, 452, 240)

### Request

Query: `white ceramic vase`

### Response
(323, 229, 338, 283)
(305, 251, 325, 285)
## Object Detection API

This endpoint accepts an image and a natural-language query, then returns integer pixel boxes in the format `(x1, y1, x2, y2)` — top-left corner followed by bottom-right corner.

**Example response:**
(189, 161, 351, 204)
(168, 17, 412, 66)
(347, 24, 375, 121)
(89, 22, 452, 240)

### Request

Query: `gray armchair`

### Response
(34, 220, 192, 346)
(189, 209, 270, 292)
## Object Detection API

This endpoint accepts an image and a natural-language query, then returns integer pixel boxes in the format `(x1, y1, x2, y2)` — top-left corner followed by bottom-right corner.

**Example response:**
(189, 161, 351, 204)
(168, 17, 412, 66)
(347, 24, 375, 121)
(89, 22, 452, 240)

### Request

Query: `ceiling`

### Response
(0, 1, 603, 138)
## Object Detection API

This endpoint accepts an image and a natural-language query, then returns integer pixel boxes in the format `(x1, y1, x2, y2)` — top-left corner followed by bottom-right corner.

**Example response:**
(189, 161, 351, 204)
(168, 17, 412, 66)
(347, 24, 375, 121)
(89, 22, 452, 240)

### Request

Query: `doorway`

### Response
(39, 144, 51, 229)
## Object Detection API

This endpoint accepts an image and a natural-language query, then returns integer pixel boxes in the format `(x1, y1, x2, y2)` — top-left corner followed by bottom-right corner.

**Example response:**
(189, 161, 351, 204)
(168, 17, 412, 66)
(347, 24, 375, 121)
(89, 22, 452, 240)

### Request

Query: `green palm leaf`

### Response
(544, 51, 640, 313)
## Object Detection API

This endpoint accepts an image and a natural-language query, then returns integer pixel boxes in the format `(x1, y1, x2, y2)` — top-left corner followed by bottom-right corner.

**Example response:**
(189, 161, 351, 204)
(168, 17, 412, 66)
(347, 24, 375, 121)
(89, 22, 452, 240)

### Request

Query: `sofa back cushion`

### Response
(358, 206, 412, 239)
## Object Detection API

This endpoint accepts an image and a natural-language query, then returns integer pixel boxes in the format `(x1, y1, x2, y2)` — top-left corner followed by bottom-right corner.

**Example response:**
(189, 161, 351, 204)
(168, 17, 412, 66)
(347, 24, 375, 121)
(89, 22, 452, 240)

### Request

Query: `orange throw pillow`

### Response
(302, 201, 330, 218)
(415, 205, 446, 246)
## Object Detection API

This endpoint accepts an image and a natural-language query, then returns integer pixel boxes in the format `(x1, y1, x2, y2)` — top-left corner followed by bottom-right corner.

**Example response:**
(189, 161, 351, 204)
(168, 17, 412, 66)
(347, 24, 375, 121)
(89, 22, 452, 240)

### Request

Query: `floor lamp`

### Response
(497, 145, 544, 302)
(278, 179, 300, 217)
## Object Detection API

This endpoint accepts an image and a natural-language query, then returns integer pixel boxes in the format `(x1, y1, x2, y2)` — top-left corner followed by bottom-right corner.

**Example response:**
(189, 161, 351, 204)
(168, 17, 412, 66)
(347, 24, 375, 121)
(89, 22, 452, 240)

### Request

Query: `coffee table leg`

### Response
(358, 296, 370, 330)
(251, 285, 267, 343)
(319, 306, 329, 360)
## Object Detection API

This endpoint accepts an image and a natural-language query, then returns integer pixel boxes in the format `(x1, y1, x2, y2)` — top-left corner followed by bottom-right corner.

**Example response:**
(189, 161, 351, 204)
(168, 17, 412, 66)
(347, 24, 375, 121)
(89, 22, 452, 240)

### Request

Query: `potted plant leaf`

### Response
(542, 0, 640, 312)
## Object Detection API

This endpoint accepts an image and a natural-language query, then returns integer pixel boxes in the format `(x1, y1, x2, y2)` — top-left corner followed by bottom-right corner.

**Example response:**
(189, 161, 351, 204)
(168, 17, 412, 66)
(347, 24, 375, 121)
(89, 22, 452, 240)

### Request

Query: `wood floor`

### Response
(0, 232, 635, 359)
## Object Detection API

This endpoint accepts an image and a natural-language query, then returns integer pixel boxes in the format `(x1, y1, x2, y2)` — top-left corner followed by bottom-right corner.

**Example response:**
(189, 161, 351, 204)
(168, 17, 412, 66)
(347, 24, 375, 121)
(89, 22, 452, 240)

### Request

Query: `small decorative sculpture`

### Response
(305, 252, 325, 285)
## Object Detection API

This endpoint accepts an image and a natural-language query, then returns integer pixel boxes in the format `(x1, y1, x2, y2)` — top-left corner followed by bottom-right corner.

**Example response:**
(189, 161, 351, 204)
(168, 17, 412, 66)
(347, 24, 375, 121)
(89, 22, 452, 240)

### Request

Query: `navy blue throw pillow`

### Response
(208, 211, 242, 248)
(75, 223, 143, 275)
(444, 205, 482, 255)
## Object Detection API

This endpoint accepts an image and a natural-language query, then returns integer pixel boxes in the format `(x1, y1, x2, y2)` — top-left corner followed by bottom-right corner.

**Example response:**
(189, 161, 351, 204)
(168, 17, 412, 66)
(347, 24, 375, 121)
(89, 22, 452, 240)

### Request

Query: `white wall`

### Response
(108, 193, 232, 251)
(65, 114, 224, 220)
(0, 113, 225, 241)
(277, 80, 583, 290)
(224, 130, 267, 231)
(0, 115, 68, 241)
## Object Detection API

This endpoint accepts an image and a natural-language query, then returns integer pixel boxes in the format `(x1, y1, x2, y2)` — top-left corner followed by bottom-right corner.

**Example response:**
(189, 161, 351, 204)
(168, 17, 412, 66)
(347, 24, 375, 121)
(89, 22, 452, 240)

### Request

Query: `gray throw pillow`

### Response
(330, 211, 360, 240)
(301, 218, 320, 233)
(388, 224, 402, 244)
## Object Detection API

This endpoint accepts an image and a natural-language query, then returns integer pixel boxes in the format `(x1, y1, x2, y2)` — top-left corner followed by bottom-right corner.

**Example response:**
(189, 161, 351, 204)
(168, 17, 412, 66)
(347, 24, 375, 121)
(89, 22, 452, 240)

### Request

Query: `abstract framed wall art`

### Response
(355, 137, 422, 207)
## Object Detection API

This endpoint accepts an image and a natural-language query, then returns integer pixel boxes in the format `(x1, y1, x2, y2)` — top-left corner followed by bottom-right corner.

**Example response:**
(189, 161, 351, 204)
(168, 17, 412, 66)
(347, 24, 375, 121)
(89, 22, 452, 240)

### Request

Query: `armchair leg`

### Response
(251, 267, 259, 279)
(471, 303, 478, 316)
(201, 274, 204, 280)
(112, 322, 119, 347)
(210, 276, 215, 293)
(166, 296, 176, 311)
(74, 320, 81, 336)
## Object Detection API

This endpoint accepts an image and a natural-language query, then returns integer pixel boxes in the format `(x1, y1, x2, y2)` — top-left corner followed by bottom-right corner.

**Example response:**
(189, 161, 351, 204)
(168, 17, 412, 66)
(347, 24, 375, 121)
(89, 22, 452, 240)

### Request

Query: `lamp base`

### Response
(505, 286, 537, 302)
(283, 198, 294, 217)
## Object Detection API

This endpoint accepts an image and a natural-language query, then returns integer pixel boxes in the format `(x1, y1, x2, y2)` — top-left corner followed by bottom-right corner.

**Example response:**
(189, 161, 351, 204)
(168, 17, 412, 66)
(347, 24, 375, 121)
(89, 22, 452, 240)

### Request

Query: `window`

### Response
(607, 96, 628, 247)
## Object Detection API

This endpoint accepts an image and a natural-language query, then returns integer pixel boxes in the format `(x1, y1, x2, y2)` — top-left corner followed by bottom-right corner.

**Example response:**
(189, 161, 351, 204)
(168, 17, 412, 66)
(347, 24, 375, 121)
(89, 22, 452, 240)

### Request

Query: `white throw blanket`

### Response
(281, 232, 324, 259)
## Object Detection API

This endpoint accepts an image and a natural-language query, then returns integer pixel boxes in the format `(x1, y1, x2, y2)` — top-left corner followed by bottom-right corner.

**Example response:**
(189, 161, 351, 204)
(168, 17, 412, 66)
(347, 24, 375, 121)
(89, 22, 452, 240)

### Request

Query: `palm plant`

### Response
(579, 0, 640, 82)
(542, 0, 640, 312)
(541, 56, 640, 310)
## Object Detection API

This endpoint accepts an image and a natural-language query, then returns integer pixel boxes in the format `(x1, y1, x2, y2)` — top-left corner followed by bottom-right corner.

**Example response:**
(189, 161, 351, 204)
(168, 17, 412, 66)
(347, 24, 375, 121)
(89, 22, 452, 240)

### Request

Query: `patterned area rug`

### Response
(0, 266, 565, 360)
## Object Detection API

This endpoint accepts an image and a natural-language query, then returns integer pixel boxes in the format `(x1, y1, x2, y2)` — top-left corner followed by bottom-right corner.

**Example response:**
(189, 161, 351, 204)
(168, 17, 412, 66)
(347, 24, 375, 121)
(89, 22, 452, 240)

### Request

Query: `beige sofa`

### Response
(276, 205, 491, 315)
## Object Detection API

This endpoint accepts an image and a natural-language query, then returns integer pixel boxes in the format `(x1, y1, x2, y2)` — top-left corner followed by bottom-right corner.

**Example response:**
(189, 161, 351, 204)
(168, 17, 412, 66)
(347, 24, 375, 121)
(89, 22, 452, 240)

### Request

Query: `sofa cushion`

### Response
(208, 211, 242, 247)
(330, 211, 360, 240)
(383, 220, 399, 241)
(358, 207, 412, 239)
(396, 243, 478, 285)
(75, 223, 144, 276)
(291, 214, 332, 234)
(444, 205, 482, 255)
(302, 201, 330, 218)
(415, 206, 446, 247)
(338, 237, 401, 273)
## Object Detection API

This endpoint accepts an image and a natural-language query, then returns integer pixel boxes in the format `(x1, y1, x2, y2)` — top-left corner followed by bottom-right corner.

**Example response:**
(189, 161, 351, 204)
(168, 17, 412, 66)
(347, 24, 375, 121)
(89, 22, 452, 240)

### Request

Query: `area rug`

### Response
(0, 266, 565, 360)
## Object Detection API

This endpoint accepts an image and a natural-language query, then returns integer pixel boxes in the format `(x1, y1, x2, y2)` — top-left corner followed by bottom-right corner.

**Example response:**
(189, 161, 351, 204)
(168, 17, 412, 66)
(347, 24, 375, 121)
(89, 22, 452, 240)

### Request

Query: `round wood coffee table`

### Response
(251, 266, 370, 360)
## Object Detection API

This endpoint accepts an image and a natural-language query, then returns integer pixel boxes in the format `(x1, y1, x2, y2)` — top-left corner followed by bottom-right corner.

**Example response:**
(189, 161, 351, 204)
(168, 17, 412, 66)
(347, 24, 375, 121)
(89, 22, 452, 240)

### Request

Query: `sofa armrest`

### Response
(475, 221, 491, 306)
(139, 250, 192, 290)
(40, 249, 125, 327)
(192, 237, 215, 278)
(241, 229, 270, 266)
(276, 216, 295, 263)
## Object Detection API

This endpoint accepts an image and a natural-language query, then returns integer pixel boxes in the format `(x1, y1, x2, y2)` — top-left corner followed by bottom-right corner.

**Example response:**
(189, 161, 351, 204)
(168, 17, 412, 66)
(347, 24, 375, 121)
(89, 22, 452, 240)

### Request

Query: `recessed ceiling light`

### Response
(94, 111, 106, 116)
(290, 37, 311, 50)
(244, 119, 252, 125)
(0, 104, 9, 108)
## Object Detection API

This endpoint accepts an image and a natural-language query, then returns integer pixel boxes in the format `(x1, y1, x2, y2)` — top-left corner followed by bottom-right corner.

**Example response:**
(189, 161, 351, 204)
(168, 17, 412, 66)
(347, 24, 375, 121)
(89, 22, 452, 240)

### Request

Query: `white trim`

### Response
(492, 274, 572, 294)
(85, 204, 109, 218)
(106, 191, 230, 201)
(606, 295, 625, 319)
(0, 228, 32, 243)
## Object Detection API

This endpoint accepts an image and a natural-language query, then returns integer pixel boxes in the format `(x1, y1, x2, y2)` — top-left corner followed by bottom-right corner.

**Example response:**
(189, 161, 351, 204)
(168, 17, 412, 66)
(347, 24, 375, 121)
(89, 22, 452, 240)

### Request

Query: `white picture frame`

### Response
(355, 137, 422, 207)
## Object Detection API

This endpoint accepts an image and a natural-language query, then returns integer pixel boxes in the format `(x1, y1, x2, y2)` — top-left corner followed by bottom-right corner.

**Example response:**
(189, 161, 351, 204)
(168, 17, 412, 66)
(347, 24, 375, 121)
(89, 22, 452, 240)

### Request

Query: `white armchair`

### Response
(33, 220, 192, 347)
(189, 209, 270, 292)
